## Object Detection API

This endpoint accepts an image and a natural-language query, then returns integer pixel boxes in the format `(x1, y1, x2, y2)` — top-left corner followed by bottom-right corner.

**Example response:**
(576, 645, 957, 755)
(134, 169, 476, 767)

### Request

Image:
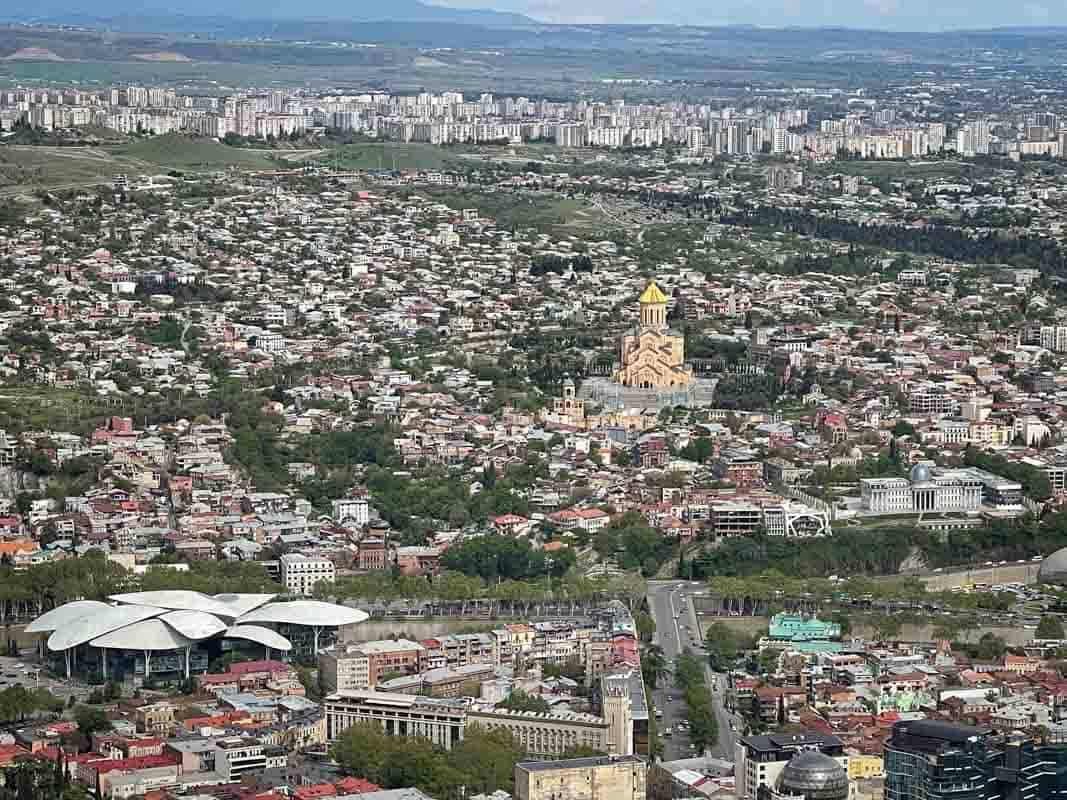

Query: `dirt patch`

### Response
(3, 48, 64, 61)
(132, 51, 192, 62)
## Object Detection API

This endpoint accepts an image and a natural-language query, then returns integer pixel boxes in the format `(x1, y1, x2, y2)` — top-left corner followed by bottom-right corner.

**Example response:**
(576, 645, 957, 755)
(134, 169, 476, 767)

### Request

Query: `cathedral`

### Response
(613, 280, 694, 390)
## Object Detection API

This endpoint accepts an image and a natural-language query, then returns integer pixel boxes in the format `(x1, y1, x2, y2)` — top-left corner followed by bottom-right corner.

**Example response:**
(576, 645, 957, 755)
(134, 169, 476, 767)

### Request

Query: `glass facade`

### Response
(885, 722, 1067, 800)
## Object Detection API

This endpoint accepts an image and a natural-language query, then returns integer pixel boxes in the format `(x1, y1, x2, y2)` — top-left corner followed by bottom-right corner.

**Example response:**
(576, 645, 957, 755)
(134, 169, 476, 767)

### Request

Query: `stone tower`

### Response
(601, 674, 634, 756)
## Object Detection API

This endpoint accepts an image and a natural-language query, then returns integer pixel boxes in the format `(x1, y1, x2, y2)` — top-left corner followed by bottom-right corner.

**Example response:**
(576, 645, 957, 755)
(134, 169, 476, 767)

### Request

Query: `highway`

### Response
(648, 580, 740, 763)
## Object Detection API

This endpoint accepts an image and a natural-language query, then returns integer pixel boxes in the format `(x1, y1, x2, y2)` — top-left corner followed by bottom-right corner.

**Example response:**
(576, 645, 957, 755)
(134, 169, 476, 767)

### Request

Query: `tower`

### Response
(639, 280, 668, 328)
(601, 675, 634, 756)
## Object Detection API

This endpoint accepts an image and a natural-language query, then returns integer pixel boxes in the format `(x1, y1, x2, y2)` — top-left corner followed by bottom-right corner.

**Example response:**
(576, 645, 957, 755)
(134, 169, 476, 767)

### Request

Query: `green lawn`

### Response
(419, 187, 611, 234)
(0, 146, 120, 189)
(0, 135, 279, 191)
(0, 387, 110, 434)
(107, 135, 279, 172)
(320, 143, 454, 172)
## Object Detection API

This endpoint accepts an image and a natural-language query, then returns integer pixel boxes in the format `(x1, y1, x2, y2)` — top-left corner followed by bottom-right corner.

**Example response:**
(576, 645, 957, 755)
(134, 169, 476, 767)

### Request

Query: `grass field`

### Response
(108, 136, 279, 172)
(811, 159, 992, 181)
(418, 187, 613, 234)
(0, 135, 281, 192)
(0, 147, 122, 191)
(0, 387, 111, 434)
(319, 143, 456, 172)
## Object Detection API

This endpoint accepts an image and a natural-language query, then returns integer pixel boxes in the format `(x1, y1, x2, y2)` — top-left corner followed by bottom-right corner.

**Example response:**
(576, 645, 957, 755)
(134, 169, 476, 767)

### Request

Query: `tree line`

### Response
(321, 570, 648, 613)
(720, 205, 1067, 274)
(681, 513, 1067, 583)
(673, 650, 718, 752)
(331, 721, 522, 800)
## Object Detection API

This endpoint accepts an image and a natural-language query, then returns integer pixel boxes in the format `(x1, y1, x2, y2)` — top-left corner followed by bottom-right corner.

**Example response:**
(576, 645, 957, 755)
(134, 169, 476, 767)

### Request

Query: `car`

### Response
(655, 710, 664, 719)
(662, 730, 673, 738)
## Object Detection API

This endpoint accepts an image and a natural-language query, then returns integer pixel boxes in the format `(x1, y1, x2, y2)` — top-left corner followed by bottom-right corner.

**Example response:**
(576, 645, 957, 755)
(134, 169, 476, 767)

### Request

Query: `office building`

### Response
(734, 732, 847, 800)
(324, 690, 467, 751)
(882, 721, 1067, 800)
(324, 681, 633, 759)
(319, 640, 425, 691)
(213, 737, 286, 780)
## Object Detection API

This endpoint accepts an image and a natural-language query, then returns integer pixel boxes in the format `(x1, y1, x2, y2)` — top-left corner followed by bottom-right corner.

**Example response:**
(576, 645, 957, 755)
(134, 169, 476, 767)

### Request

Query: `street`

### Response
(648, 580, 740, 762)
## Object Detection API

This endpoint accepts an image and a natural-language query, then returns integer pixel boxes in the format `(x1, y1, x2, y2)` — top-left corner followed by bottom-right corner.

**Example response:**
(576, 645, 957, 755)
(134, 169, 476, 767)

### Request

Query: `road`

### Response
(648, 580, 740, 762)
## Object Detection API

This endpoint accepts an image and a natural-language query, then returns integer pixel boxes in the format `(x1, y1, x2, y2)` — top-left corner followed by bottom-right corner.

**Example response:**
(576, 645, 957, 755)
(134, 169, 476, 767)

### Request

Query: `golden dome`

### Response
(638, 280, 668, 305)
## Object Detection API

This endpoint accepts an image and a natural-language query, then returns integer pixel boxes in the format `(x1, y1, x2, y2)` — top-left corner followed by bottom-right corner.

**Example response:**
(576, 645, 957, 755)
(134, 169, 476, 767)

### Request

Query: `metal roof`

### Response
(108, 591, 236, 618)
(34, 596, 365, 652)
(212, 593, 276, 617)
(225, 625, 292, 651)
(25, 600, 110, 634)
(160, 610, 228, 640)
(237, 600, 369, 628)
(47, 604, 164, 651)
(90, 617, 196, 651)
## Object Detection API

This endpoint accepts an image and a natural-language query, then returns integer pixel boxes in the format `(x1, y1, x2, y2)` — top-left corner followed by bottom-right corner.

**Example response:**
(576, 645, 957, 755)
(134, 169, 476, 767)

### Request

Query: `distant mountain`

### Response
(2, 0, 534, 27)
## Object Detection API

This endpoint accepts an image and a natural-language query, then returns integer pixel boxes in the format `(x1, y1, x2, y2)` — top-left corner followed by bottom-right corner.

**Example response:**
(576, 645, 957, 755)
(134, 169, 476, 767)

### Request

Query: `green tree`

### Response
(872, 616, 903, 642)
(496, 689, 550, 713)
(1037, 615, 1066, 640)
(641, 644, 669, 689)
(73, 705, 110, 738)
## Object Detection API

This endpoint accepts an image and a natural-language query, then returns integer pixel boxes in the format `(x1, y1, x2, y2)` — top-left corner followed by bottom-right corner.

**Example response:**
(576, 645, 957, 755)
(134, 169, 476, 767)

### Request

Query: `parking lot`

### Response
(0, 654, 92, 705)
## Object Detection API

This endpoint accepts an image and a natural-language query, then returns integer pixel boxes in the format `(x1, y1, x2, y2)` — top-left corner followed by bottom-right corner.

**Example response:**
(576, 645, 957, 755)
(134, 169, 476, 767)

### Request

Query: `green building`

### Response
(767, 613, 842, 642)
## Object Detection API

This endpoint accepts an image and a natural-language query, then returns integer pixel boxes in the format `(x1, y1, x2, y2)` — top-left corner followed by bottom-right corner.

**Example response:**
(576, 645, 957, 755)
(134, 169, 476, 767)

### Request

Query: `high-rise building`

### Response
(885, 720, 1067, 800)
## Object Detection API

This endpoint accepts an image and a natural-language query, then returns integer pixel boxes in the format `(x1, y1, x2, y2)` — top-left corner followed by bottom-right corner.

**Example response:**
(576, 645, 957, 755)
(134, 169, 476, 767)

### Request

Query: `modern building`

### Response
(884, 721, 998, 800)
(27, 593, 367, 680)
(763, 503, 832, 538)
(213, 737, 287, 780)
(515, 756, 647, 800)
(735, 732, 848, 800)
(280, 553, 336, 595)
(773, 751, 850, 800)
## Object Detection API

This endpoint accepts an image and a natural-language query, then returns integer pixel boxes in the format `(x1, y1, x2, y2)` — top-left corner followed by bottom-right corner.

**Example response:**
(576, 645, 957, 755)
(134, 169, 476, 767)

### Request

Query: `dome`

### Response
(638, 280, 669, 305)
(778, 751, 849, 800)
(1039, 548, 1067, 585)
(910, 463, 933, 484)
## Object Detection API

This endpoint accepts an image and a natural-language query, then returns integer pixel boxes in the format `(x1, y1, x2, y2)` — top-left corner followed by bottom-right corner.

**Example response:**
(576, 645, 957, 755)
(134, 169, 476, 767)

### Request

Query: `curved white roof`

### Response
(237, 600, 368, 628)
(160, 610, 228, 640)
(225, 625, 292, 651)
(27, 601, 111, 634)
(212, 593, 276, 617)
(91, 618, 195, 651)
(109, 591, 235, 618)
(48, 604, 164, 652)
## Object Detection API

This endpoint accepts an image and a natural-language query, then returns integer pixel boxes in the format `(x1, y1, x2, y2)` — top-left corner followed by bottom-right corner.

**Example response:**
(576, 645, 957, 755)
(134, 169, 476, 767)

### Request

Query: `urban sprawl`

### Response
(5, 66, 1067, 800)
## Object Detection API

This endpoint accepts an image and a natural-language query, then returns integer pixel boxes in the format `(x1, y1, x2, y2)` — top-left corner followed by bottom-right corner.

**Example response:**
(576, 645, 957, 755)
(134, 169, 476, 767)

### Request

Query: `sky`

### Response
(435, 0, 1067, 30)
